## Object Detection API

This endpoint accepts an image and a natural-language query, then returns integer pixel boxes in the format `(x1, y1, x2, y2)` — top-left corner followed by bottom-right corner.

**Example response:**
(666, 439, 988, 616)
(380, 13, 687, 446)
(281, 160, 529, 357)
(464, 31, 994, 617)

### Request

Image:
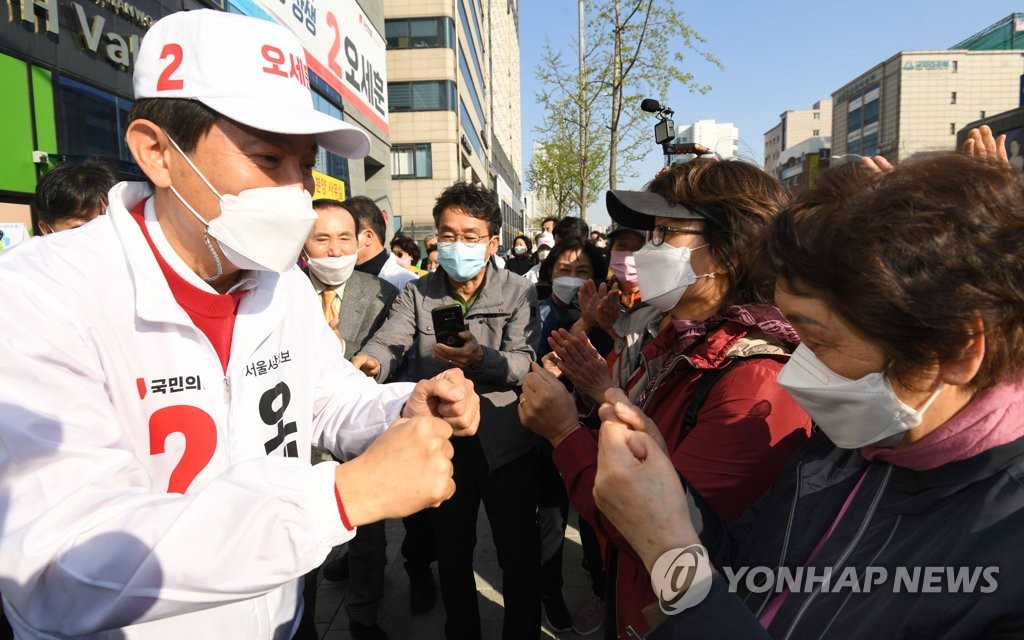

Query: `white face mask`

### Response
(165, 134, 317, 277)
(513, 245, 527, 255)
(394, 253, 413, 268)
(777, 344, 945, 449)
(633, 241, 710, 313)
(306, 253, 357, 286)
(552, 276, 585, 304)
(537, 249, 550, 261)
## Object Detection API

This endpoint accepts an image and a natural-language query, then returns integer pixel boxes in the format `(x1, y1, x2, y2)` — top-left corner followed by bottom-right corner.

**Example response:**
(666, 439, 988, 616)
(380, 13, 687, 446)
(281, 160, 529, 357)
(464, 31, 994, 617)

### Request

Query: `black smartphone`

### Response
(431, 304, 466, 347)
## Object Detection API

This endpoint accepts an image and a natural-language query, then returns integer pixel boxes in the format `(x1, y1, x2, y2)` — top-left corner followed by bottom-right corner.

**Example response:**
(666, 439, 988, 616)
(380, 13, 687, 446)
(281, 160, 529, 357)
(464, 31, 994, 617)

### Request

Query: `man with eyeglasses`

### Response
(353, 182, 543, 640)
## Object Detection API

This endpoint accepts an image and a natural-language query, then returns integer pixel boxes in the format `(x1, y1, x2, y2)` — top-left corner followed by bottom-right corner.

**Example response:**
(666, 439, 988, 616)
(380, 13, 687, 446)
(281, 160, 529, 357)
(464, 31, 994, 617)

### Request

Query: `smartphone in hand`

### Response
(432, 304, 466, 347)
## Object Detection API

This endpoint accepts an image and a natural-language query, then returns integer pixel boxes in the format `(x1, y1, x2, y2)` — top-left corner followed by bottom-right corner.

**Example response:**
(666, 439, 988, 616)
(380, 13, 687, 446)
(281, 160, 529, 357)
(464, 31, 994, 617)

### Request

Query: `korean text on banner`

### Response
(251, 0, 388, 134)
(312, 170, 346, 201)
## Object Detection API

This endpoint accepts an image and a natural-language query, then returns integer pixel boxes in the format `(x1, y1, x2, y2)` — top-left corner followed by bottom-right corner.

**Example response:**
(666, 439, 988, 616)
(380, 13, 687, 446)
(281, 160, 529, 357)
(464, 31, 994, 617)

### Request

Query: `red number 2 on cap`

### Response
(157, 43, 185, 91)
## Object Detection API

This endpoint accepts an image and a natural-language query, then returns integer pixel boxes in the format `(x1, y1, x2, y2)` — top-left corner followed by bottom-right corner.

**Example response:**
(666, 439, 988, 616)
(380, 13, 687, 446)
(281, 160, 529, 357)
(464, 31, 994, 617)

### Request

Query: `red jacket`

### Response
(552, 305, 812, 638)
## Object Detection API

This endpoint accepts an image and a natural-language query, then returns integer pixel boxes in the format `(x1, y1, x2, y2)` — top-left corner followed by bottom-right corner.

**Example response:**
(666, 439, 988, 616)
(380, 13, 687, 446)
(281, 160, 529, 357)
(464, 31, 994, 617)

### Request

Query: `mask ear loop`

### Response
(163, 131, 226, 283)
(687, 243, 720, 279)
(882, 360, 945, 414)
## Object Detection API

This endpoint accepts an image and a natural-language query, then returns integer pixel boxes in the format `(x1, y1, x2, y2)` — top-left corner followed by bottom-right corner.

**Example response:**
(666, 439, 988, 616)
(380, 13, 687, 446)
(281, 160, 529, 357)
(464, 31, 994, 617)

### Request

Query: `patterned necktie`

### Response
(321, 288, 339, 325)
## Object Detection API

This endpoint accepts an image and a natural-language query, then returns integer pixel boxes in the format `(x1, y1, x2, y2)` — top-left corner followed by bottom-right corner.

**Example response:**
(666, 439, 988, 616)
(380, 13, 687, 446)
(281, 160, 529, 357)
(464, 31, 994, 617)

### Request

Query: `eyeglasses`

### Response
(650, 225, 705, 247)
(437, 233, 490, 245)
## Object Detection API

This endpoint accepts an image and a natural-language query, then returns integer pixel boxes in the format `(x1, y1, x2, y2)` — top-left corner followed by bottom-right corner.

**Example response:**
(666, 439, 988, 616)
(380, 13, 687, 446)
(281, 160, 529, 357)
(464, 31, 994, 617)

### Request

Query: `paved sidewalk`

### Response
(314, 510, 600, 639)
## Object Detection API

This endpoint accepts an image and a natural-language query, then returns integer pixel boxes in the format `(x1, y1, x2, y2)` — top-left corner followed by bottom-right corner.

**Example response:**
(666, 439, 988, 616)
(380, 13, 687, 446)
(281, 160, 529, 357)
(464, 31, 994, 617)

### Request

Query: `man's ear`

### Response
(939, 316, 986, 386)
(125, 119, 174, 188)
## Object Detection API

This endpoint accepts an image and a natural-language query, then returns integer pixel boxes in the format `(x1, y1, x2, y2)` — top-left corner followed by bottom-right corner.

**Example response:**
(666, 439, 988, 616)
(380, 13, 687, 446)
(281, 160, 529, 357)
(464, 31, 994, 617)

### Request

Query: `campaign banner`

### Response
(247, 0, 388, 133)
(312, 170, 346, 201)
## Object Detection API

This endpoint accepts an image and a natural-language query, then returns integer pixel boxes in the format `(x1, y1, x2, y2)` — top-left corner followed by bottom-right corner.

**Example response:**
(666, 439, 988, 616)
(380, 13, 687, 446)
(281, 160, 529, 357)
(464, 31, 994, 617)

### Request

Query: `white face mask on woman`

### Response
(165, 133, 317, 278)
(552, 276, 585, 304)
(777, 344, 944, 449)
(633, 241, 711, 313)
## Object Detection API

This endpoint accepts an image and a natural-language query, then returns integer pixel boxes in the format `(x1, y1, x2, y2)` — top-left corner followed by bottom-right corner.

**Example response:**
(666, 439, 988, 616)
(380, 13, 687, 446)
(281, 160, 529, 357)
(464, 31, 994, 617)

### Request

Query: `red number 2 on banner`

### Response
(326, 12, 343, 78)
(149, 406, 217, 494)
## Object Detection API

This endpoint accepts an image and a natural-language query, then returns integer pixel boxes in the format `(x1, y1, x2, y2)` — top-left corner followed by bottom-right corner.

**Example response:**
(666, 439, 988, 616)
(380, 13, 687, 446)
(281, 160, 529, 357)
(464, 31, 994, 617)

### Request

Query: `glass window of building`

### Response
(848, 107, 862, 132)
(460, 100, 484, 159)
(386, 17, 455, 49)
(861, 132, 878, 157)
(310, 75, 349, 185)
(388, 81, 457, 112)
(862, 99, 879, 126)
(57, 75, 133, 165)
(457, 0, 485, 90)
(458, 44, 486, 125)
(391, 143, 432, 179)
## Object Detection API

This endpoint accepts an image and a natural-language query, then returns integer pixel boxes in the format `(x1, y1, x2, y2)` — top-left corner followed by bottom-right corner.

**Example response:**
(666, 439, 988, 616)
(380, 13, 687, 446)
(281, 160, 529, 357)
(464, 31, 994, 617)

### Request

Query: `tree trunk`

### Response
(608, 0, 621, 191)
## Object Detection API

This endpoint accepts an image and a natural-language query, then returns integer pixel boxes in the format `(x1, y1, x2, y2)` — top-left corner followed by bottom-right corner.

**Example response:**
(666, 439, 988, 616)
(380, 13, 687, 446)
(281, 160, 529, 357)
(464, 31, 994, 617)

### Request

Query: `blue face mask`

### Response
(437, 241, 488, 282)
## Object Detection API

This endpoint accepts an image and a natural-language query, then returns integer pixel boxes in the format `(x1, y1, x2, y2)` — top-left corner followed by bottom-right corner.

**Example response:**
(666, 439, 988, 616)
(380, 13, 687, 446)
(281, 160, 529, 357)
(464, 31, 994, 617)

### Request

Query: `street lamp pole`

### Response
(578, 0, 587, 221)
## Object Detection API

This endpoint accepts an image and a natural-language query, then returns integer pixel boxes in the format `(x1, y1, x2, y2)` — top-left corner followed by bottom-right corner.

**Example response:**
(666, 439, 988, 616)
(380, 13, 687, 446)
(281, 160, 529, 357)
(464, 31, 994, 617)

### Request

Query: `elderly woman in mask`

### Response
(593, 152, 1024, 638)
(519, 159, 813, 638)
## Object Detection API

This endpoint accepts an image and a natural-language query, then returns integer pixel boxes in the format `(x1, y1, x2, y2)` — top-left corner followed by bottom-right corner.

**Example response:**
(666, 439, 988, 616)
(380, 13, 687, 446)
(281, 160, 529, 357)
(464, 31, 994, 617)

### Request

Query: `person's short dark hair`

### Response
(552, 216, 590, 243)
(33, 158, 119, 227)
(389, 234, 421, 262)
(432, 181, 502, 236)
(126, 98, 221, 154)
(539, 237, 608, 286)
(767, 152, 1024, 392)
(512, 234, 533, 254)
(542, 216, 558, 227)
(341, 195, 386, 241)
(312, 198, 357, 229)
(646, 158, 788, 311)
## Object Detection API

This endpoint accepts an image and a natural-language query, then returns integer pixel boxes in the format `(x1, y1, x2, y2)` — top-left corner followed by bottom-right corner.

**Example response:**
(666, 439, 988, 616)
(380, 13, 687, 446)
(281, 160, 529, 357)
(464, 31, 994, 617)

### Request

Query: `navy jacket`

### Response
(649, 430, 1024, 639)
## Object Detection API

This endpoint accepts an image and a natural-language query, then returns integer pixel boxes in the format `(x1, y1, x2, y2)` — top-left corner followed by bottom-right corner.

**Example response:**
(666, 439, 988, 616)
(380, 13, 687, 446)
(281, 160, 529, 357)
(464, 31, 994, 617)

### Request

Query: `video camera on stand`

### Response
(642, 98, 714, 166)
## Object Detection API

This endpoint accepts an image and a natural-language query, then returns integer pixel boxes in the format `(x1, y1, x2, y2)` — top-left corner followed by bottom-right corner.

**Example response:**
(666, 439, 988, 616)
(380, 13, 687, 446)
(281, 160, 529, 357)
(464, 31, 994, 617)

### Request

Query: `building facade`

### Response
(384, 0, 523, 248)
(763, 100, 831, 177)
(0, 0, 385, 245)
(777, 137, 831, 195)
(831, 49, 1024, 162)
(673, 119, 740, 160)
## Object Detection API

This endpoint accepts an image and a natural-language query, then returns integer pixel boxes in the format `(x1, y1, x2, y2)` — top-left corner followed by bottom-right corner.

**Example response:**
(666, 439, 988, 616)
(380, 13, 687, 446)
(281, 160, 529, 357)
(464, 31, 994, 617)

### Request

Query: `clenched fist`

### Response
(402, 367, 480, 437)
(335, 415, 456, 526)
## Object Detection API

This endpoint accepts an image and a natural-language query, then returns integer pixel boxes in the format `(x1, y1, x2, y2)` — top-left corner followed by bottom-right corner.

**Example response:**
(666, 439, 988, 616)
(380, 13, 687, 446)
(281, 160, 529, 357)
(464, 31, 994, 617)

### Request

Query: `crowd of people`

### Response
(1, 9, 1024, 640)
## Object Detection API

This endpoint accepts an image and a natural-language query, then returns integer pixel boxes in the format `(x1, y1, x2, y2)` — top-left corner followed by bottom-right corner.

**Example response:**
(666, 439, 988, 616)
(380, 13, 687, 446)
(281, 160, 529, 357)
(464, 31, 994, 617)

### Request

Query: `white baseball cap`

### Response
(134, 9, 370, 159)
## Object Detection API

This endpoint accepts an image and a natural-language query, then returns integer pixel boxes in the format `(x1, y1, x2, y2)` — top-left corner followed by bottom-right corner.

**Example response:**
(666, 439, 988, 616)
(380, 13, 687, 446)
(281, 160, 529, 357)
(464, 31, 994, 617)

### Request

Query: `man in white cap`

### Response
(0, 9, 479, 638)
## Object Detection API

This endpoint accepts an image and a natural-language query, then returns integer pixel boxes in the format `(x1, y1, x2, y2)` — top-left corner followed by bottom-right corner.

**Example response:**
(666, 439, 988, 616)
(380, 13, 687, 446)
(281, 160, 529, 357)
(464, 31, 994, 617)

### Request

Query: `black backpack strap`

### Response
(680, 358, 741, 440)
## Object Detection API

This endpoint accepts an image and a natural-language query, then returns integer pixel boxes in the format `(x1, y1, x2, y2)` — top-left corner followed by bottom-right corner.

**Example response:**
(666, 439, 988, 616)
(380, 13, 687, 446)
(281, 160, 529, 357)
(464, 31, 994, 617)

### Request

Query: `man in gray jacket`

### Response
(354, 182, 542, 640)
